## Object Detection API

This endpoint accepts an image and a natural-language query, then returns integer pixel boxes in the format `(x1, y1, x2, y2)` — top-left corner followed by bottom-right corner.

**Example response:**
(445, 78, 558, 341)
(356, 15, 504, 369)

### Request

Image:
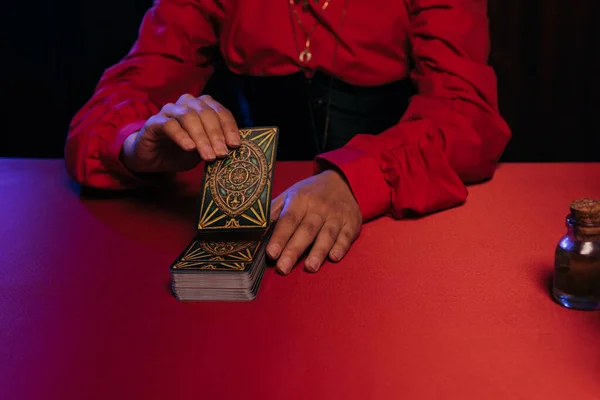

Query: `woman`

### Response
(65, 0, 511, 275)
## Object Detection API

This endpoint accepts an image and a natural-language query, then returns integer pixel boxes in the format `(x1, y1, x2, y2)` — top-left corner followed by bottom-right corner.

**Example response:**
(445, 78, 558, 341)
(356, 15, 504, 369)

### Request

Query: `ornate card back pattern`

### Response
(171, 239, 261, 271)
(196, 127, 279, 232)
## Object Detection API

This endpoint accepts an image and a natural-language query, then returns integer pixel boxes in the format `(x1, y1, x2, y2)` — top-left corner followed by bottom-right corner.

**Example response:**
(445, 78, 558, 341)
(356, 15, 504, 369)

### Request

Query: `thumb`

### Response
(270, 192, 287, 221)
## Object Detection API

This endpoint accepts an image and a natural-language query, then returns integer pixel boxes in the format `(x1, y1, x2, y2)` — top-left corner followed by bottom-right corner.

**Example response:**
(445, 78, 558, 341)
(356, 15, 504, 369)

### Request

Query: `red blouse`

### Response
(65, 0, 511, 221)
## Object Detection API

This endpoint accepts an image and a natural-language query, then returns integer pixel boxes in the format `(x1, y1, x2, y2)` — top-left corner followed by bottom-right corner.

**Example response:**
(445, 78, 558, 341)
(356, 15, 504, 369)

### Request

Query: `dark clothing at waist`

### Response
(206, 69, 415, 160)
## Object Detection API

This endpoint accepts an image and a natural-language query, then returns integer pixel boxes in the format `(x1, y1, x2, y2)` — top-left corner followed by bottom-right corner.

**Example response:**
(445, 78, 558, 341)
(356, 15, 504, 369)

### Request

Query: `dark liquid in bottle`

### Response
(553, 245, 600, 310)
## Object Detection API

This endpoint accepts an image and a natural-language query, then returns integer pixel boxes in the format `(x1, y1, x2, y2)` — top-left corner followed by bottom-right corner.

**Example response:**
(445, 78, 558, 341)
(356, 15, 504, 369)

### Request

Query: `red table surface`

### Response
(1, 159, 600, 400)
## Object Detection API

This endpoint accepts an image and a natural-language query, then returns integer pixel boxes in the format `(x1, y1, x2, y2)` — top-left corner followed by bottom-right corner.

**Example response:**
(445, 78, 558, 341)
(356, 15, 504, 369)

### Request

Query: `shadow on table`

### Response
(535, 263, 554, 297)
(69, 177, 283, 261)
(69, 180, 200, 248)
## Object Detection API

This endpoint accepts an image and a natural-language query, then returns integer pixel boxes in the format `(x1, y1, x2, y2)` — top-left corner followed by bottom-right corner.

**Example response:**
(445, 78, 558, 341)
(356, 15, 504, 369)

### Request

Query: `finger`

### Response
(201, 95, 240, 147)
(162, 103, 216, 160)
(329, 222, 360, 262)
(147, 113, 196, 152)
(170, 100, 217, 161)
(276, 213, 325, 275)
(266, 194, 305, 261)
(304, 219, 342, 272)
(176, 93, 196, 105)
(270, 192, 286, 221)
(197, 101, 229, 157)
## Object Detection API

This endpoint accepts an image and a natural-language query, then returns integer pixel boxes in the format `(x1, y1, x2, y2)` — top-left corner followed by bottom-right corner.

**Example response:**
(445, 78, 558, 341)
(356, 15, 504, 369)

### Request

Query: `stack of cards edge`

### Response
(170, 229, 273, 302)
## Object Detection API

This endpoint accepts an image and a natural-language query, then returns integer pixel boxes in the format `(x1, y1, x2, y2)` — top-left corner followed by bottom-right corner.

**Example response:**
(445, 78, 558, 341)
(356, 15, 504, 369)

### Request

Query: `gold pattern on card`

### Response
(197, 199, 229, 228)
(171, 239, 260, 270)
(197, 127, 277, 230)
(173, 260, 247, 271)
(197, 263, 246, 271)
(224, 218, 241, 228)
(209, 140, 268, 217)
(199, 241, 254, 258)
(172, 259, 247, 270)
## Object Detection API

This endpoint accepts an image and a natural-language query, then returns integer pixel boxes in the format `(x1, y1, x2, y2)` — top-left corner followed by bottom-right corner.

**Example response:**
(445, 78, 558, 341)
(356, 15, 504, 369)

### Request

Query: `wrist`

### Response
(323, 168, 346, 185)
(321, 167, 357, 203)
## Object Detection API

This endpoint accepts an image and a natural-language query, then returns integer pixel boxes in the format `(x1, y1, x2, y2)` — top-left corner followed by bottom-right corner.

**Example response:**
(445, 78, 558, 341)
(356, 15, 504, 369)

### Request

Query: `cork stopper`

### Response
(569, 198, 600, 240)
(569, 198, 600, 225)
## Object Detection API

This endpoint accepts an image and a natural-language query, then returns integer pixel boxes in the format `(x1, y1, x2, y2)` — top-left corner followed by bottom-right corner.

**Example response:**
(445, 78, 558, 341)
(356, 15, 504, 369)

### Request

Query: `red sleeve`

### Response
(65, 0, 219, 189)
(316, 0, 512, 221)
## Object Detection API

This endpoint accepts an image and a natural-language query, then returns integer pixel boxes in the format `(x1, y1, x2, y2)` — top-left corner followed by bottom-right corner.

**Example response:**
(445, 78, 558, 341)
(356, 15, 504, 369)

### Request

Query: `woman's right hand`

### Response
(120, 94, 240, 174)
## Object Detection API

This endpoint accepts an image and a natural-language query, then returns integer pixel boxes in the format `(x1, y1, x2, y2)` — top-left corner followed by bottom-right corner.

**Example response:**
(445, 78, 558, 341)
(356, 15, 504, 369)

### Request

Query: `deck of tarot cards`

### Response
(170, 127, 279, 301)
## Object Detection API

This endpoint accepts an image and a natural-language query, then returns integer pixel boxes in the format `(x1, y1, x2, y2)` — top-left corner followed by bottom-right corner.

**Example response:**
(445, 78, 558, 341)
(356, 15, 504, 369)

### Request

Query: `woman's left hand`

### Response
(267, 169, 362, 274)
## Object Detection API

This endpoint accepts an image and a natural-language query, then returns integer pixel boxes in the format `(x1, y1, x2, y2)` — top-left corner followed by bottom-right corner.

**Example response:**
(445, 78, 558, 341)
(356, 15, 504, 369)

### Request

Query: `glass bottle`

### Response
(552, 198, 600, 310)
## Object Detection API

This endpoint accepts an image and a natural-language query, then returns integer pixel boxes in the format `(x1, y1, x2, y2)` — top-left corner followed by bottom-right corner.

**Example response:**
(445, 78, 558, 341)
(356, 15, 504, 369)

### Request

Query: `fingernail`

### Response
(230, 133, 240, 146)
(201, 145, 216, 161)
(330, 250, 341, 261)
(277, 256, 293, 274)
(305, 257, 321, 272)
(267, 244, 281, 258)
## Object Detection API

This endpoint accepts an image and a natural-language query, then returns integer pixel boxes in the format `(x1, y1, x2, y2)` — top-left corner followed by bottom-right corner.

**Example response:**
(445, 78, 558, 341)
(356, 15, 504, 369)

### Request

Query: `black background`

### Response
(2, 0, 599, 161)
